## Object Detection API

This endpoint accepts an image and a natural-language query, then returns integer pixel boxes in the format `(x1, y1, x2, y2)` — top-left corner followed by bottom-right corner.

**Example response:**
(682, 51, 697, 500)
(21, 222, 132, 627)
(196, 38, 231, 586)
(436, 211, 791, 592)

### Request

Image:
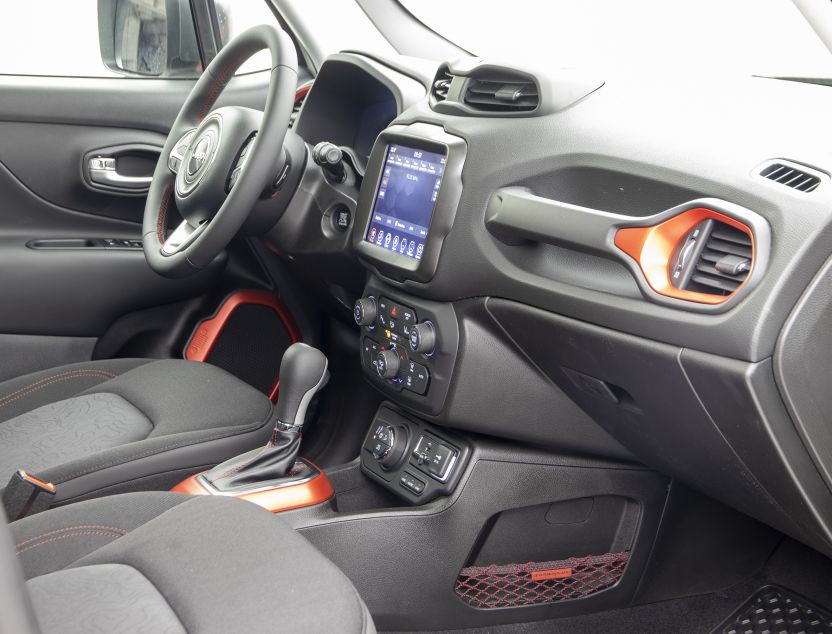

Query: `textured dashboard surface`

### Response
(390, 73, 832, 361)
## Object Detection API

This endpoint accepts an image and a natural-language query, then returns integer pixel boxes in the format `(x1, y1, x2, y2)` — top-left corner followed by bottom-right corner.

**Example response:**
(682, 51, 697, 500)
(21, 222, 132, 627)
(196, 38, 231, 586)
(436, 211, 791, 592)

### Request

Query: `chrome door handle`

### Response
(88, 157, 153, 191)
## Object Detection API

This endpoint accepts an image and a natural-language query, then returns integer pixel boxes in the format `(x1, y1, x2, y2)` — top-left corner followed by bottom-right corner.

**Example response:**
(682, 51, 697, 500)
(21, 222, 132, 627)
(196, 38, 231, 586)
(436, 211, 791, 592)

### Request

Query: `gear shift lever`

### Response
(202, 343, 329, 492)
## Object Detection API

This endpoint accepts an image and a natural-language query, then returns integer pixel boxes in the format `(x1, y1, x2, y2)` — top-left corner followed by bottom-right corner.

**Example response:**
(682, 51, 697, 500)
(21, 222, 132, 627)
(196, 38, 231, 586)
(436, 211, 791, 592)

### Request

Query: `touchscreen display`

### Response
(365, 144, 446, 260)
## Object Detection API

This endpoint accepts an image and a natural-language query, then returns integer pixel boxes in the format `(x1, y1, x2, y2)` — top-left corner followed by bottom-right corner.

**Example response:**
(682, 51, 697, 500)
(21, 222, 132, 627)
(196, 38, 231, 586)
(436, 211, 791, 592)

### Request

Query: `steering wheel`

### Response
(142, 25, 297, 278)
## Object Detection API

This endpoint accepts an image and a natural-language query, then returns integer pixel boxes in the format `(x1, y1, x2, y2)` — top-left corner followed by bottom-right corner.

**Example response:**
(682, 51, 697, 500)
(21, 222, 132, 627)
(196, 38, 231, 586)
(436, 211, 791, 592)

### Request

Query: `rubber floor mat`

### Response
(712, 585, 832, 634)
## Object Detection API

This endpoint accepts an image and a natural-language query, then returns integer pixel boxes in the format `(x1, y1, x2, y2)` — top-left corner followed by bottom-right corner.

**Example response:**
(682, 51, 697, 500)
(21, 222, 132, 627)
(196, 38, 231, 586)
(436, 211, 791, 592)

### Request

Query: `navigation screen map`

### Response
(365, 144, 446, 260)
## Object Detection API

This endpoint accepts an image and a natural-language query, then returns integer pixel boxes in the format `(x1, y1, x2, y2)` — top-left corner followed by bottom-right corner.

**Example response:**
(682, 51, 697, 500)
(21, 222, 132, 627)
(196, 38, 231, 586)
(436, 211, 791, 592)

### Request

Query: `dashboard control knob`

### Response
(376, 349, 400, 379)
(370, 423, 407, 469)
(371, 427, 393, 461)
(409, 321, 436, 355)
(354, 297, 377, 327)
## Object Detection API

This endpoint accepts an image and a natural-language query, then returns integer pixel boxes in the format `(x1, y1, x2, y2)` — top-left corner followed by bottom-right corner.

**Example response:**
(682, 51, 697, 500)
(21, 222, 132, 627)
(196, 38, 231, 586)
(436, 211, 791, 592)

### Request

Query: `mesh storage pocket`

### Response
(454, 552, 629, 609)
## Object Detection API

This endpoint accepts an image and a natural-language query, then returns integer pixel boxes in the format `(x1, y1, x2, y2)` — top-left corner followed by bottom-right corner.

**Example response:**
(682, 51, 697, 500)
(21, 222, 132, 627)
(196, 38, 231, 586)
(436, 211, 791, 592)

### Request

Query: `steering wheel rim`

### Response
(142, 24, 297, 278)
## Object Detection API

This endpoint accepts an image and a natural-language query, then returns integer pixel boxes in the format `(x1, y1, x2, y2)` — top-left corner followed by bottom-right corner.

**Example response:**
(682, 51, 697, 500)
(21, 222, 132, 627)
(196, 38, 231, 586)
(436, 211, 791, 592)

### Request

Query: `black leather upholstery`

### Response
(2, 492, 376, 633)
(0, 359, 274, 506)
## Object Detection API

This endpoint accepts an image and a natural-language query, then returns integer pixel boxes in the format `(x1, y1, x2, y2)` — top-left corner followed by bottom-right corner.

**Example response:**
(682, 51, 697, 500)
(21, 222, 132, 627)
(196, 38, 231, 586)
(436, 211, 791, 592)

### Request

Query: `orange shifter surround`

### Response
(614, 207, 754, 305)
(171, 464, 334, 514)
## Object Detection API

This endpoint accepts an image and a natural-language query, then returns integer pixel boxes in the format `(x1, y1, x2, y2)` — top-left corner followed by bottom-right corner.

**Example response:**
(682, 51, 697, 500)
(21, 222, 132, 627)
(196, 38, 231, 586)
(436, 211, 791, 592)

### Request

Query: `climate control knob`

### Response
(354, 297, 377, 327)
(376, 349, 400, 379)
(409, 321, 436, 355)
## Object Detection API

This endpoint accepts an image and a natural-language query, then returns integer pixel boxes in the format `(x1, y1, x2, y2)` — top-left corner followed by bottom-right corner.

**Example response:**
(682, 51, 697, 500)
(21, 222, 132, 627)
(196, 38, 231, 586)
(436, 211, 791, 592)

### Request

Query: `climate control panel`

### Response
(355, 280, 459, 416)
(356, 296, 434, 395)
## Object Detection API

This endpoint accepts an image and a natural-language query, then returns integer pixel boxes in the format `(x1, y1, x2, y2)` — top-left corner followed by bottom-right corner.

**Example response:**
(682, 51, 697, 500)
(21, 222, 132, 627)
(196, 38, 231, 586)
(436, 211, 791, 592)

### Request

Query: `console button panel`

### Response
(412, 435, 458, 482)
(361, 404, 470, 504)
(399, 471, 426, 496)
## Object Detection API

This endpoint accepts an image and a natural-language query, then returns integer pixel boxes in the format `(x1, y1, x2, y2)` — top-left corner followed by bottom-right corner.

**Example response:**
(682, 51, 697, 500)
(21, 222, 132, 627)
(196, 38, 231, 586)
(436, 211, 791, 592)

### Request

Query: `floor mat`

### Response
(387, 538, 832, 634)
(711, 585, 832, 634)
(390, 581, 757, 634)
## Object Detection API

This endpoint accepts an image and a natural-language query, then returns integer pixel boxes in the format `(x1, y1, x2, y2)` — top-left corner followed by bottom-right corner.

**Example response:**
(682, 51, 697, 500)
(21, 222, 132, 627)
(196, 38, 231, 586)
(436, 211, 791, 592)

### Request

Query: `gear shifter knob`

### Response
(274, 342, 329, 430)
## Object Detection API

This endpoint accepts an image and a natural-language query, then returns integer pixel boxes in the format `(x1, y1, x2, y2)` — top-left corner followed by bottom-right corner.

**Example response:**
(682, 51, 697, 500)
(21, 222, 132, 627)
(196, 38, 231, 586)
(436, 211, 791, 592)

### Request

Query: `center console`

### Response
(351, 122, 466, 415)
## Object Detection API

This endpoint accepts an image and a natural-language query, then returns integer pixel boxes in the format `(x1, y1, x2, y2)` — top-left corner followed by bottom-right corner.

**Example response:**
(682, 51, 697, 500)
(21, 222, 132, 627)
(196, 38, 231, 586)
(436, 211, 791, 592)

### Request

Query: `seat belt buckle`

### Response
(2, 469, 57, 521)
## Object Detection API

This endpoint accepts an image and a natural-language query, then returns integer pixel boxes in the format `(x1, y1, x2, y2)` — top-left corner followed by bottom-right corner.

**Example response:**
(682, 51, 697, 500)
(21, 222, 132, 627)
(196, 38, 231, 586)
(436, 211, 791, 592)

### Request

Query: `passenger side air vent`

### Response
(463, 72, 539, 112)
(432, 67, 453, 103)
(673, 220, 753, 297)
(758, 161, 821, 192)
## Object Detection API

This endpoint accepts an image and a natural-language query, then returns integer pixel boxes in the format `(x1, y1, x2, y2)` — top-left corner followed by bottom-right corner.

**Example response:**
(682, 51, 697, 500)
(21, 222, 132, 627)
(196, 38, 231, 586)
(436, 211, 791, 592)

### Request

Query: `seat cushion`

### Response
(0, 360, 274, 505)
(0, 394, 152, 475)
(27, 564, 186, 634)
(10, 492, 375, 634)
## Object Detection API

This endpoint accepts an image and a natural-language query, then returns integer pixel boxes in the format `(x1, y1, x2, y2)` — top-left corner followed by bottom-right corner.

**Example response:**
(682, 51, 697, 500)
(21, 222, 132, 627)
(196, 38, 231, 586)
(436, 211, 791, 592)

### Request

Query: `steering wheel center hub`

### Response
(187, 136, 212, 176)
(177, 115, 222, 198)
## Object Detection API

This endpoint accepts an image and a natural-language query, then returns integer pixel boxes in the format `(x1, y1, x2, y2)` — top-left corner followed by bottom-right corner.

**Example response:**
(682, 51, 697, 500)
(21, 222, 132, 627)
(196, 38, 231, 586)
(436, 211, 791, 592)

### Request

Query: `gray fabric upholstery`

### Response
(83, 360, 272, 438)
(28, 564, 186, 634)
(11, 492, 189, 580)
(0, 507, 39, 634)
(0, 359, 150, 424)
(0, 394, 151, 476)
(0, 360, 274, 505)
(9, 492, 376, 634)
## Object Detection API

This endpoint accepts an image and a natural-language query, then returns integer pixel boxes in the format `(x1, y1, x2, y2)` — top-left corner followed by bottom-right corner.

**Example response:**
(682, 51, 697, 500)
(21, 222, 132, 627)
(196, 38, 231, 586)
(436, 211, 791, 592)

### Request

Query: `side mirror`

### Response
(98, 0, 200, 77)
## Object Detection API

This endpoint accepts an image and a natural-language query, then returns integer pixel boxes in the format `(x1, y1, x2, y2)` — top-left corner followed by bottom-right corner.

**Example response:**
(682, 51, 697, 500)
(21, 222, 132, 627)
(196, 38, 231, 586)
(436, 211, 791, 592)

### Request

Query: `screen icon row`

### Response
(367, 227, 424, 259)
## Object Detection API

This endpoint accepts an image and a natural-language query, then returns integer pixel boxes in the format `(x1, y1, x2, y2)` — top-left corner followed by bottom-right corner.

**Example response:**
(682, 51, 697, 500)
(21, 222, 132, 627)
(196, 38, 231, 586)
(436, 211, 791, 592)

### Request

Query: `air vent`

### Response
(463, 72, 539, 112)
(759, 162, 821, 192)
(432, 67, 453, 103)
(674, 220, 753, 296)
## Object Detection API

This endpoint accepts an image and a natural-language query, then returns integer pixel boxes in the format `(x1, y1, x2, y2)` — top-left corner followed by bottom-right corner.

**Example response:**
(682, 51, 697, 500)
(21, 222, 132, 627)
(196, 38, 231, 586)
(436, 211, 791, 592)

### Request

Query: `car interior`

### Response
(2, 0, 832, 632)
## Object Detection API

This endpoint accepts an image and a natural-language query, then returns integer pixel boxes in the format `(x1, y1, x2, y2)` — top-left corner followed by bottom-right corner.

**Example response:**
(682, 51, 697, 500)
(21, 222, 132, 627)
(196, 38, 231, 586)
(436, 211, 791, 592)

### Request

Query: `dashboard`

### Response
(269, 52, 832, 560)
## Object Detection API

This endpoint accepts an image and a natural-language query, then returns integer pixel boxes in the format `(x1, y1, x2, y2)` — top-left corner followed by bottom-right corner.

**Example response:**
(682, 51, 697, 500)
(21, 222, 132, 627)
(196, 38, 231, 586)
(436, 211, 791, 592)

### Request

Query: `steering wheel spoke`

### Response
(160, 219, 207, 256)
(168, 129, 197, 174)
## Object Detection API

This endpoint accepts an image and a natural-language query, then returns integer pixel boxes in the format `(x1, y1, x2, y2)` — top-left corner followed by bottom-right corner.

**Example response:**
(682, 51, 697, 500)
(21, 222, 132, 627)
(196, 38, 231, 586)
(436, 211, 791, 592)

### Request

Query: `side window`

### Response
(0, 0, 202, 78)
(0, 1, 286, 79)
(214, 0, 278, 75)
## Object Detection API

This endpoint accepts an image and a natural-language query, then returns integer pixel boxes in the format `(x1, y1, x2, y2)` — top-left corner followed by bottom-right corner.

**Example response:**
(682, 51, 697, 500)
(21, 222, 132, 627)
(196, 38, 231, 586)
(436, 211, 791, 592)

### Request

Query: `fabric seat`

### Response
(0, 359, 274, 505)
(1, 492, 376, 633)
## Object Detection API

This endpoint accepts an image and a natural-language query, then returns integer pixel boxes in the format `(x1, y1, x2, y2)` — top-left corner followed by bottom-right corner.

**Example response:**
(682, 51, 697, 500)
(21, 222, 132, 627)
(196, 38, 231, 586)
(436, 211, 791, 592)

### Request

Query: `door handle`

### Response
(83, 143, 161, 195)
(89, 157, 153, 191)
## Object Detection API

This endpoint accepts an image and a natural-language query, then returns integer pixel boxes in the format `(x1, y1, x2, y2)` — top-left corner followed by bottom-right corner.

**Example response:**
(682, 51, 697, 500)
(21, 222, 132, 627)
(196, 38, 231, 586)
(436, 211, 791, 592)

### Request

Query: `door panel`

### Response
(0, 122, 166, 222)
(0, 72, 269, 351)
(0, 73, 268, 133)
(0, 159, 220, 336)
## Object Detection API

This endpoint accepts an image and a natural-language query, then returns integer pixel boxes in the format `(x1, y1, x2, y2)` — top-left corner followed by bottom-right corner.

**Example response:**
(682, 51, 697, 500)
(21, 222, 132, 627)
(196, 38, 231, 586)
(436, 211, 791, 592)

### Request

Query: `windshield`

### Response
(399, 0, 832, 78)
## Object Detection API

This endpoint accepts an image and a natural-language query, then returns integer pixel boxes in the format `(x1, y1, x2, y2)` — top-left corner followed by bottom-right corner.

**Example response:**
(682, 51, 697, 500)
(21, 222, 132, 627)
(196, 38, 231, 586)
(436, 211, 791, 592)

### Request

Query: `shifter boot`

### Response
(204, 426, 301, 492)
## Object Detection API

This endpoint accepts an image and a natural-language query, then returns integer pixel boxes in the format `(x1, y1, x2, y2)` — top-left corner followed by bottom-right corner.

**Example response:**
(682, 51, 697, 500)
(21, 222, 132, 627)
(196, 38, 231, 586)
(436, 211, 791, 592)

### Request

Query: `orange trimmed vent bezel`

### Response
(614, 207, 754, 305)
(184, 290, 301, 401)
